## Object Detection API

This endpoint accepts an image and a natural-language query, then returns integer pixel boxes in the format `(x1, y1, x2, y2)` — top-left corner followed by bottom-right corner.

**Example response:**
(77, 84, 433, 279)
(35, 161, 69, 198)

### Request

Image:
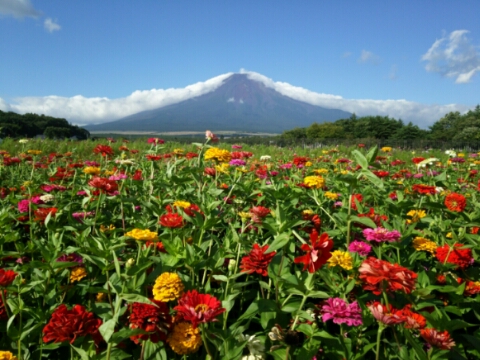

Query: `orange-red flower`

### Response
(420, 328, 455, 350)
(34, 207, 58, 222)
(240, 244, 276, 277)
(93, 144, 113, 157)
(399, 304, 426, 329)
(444, 192, 466, 212)
(88, 177, 119, 195)
(412, 184, 436, 195)
(0, 269, 17, 287)
(128, 300, 172, 344)
(435, 243, 473, 269)
(43, 304, 102, 344)
(294, 230, 333, 273)
(358, 257, 417, 295)
(367, 301, 405, 326)
(174, 290, 225, 328)
(249, 206, 271, 223)
(159, 213, 184, 228)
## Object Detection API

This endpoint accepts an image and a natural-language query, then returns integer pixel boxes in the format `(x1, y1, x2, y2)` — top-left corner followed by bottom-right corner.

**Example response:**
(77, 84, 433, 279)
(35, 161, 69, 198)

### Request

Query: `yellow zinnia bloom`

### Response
(70, 267, 87, 282)
(406, 209, 427, 223)
(324, 191, 339, 200)
(305, 161, 313, 167)
(125, 229, 158, 241)
(314, 168, 329, 175)
(152, 273, 184, 302)
(27, 150, 42, 155)
(173, 200, 191, 209)
(412, 237, 437, 254)
(381, 147, 392, 152)
(167, 322, 202, 355)
(303, 176, 325, 189)
(204, 147, 232, 163)
(96, 293, 107, 302)
(327, 251, 353, 270)
(215, 163, 230, 174)
(83, 166, 101, 175)
(100, 224, 115, 232)
(0, 351, 18, 360)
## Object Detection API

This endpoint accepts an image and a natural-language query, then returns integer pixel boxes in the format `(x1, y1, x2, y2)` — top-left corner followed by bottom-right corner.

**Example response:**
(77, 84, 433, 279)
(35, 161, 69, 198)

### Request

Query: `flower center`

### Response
(194, 304, 209, 313)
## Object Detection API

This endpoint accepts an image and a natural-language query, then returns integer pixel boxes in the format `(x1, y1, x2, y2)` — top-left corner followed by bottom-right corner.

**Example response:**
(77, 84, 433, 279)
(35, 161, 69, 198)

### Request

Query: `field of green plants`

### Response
(0, 135, 479, 360)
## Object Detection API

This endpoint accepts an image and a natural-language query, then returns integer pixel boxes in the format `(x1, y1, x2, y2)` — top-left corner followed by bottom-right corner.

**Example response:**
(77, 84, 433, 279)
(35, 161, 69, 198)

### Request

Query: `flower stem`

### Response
(375, 324, 384, 360)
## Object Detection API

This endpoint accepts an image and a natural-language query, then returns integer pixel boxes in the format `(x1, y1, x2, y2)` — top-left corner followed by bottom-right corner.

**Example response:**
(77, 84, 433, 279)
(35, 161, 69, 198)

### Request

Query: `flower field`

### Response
(0, 135, 479, 360)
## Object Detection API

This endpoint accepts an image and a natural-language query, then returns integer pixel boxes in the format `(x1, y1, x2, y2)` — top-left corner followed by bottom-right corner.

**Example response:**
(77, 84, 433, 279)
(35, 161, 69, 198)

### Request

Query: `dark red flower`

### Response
(43, 304, 102, 344)
(240, 244, 276, 277)
(294, 230, 333, 273)
(34, 207, 58, 222)
(174, 290, 225, 328)
(0, 269, 17, 287)
(146, 154, 163, 161)
(204, 167, 216, 176)
(93, 145, 114, 157)
(358, 257, 417, 295)
(129, 300, 172, 344)
(436, 243, 473, 269)
(159, 213, 184, 228)
(444, 192, 466, 212)
(357, 208, 388, 228)
(0, 290, 7, 320)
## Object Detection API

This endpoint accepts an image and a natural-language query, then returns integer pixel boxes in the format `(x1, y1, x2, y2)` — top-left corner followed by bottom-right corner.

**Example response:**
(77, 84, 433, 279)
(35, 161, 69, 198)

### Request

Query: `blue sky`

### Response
(1, 0, 479, 128)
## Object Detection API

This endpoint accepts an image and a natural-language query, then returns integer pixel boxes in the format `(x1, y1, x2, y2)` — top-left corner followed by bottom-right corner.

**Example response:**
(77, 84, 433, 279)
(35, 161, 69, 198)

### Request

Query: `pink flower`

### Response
(363, 228, 401, 243)
(348, 240, 372, 256)
(18, 199, 30, 213)
(321, 298, 362, 326)
(368, 301, 405, 326)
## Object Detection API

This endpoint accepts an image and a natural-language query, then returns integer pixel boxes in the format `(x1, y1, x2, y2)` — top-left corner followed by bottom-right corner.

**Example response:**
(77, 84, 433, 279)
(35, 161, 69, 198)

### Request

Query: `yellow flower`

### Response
(173, 148, 184, 155)
(215, 163, 230, 174)
(446, 232, 453, 239)
(314, 168, 329, 175)
(324, 191, 339, 200)
(381, 147, 392, 152)
(302, 209, 314, 216)
(204, 147, 232, 163)
(412, 237, 437, 254)
(167, 322, 202, 355)
(96, 293, 107, 302)
(152, 273, 184, 302)
(83, 166, 101, 175)
(327, 251, 353, 270)
(238, 211, 252, 220)
(0, 351, 18, 360)
(27, 149, 42, 155)
(322, 150, 329, 154)
(406, 209, 427, 224)
(125, 228, 158, 241)
(340, 170, 350, 175)
(100, 224, 115, 232)
(173, 200, 191, 209)
(305, 161, 313, 167)
(70, 267, 87, 282)
(303, 176, 325, 189)
(22, 181, 33, 187)
(103, 170, 115, 176)
(458, 153, 465, 157)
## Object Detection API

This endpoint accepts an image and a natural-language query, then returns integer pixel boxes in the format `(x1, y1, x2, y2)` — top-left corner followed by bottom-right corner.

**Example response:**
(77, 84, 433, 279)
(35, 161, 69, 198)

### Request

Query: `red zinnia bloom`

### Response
(43, 304, 102, 344)
(350, 194, 363, 211)
(0, 269, 17, 287)
(185, 152, 199, 159)
(132, 169, 143, 181)
(147, 138, 165, 145)
(145, 154, 163, 161)
(435, 243, 473, 269)
(399, 304, 426, 329)
(93, 145, 114, 157)
(34, 207, 58, 222)
(358, 257, 417, 295)
(357, 208, 388, 227)
(412, 184, 436, 195)
(372, 170, 389, 178)
(174, 290, 226, 328)
(159, 213, 184, 228)
(88, 177, 119, 195)
(412, 157, 426, 164)
(240, 244, 276, 277)
(294, 230, 333, 273)
(293, 156, 308, 167)
(368, 301, 405, 326)
(183, 203, 202, 217)
(249, 206, 271, 223)
(204, 167, 216, 176)
(129, 300, 172, 344)
(420, 328, 455, 350)
(444, 192, 466, 212)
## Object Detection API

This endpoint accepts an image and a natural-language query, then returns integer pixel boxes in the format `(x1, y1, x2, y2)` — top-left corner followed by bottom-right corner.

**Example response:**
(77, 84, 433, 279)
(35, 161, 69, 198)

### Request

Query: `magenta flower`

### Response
(72, 211, 95, 223)
(229, 159, 246, 166)
(109, 174, 128, 181)
(321, 298, 363, 326)
(18, 199, 30, 213)
(84, 161, 100, 166)
(231, 145, 242, 149)
(363, 228, 401, 243)
(56, 253, 84, 265)
(348, 240, 372, 256)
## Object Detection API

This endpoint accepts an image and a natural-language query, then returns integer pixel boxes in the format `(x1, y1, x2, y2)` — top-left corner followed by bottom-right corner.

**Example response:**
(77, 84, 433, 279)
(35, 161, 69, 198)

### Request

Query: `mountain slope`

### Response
(86, 73, 351, 133)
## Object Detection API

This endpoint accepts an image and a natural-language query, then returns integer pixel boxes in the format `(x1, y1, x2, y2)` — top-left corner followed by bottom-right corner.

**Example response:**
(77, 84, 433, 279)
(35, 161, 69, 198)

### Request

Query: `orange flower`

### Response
(420, 328, 455, 350)
(159, 213, 184, 228)
(444, 192, 466, 212)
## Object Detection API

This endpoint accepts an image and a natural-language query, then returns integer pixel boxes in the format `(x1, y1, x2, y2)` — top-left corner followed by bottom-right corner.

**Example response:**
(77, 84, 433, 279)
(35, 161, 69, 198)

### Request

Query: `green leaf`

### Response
(265, 233, 290, 253)
(352, 149, 368, 170)
(366, 145, 379, 164)
(351, 215, 376, 229)
(99, 318, 116, 343)
(71, 345, 90, 360)
(111, 250, 121, 277)
(403, 328, 428, 360)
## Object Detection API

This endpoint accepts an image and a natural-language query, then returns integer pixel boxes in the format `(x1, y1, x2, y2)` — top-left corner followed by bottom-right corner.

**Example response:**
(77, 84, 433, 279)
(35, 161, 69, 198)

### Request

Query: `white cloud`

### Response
(422, 30, 480, 83)
(358, 50, 380, 64)
(0, 0, 41, 18)
(227, 97, 234, 102)
(44, 18, 60, 32)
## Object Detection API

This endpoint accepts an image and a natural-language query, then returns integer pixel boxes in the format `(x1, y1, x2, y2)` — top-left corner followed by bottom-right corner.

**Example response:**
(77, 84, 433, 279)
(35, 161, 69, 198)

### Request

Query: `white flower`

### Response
(39, 194, 55, 203)
(115, 159, 135, 165)
(416, 158, 439, 169)
(445, 150, 456, 158)
(260, 155, 271, 161)
(435, 187, 444, 194)
(237, 334, 265, 357)
(18, 139, 29, 144)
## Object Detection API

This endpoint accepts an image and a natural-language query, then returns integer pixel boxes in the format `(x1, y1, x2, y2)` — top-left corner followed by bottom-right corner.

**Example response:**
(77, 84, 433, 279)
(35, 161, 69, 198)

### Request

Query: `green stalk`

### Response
(375, 324, 384, 360)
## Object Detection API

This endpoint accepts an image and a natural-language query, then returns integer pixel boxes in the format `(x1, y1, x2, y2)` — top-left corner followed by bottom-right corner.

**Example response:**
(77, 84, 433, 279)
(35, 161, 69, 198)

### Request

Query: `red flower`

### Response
(93, 145, 114, 157)
(0, 290, 7, 320)
(146, 154, 163, 161)
(435, 243, 473, 269)
(372, 170, 389, 178)
(129, 300, 172, 344)
(88, 177, 119, 195)
(240, 244, 276, 277)
(0, 269, 17, 287)
(174, 290, 225, 328)
(420, 328, 455, 350)
(204, 167, 216, 177)
(43, 304, 102, 344)
(293, 156, 308, 167)
(444, 192, 466, 212)
(350, 194, 363, 211)
(34, 207, 58, 222)
(399, 304, 426, 329)
(412, 184, 436, 195)
(294, 230, 333, 273)
(249, 206, 271, 223)
(368, 301, 405, 326)
(132, 169, 143, 181)
(358, 257, 417, 295)
(412, 157, 426, 164)
(159, 213, 184, 228)
(357, 208, 388, 227)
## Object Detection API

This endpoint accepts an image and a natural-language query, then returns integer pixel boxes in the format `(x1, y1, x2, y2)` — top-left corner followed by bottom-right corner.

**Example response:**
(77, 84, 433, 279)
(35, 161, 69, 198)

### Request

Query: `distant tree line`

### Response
(0, 110, 90, 140)
(281, 105, 480, 141)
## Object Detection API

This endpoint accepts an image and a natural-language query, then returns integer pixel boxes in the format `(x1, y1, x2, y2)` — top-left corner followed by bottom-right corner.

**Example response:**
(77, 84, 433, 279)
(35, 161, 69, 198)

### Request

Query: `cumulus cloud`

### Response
(44, 18, 60, 32)
(0, 0, 41, 18)
(422, 30, 480, 83)
(358, 50, 380, 64)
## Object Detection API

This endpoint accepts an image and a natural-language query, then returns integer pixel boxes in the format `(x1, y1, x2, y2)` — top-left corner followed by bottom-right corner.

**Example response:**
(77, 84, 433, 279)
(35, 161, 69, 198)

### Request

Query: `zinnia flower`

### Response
(93, 144, 113, 157)
(294, 230, 333, 273)
(358, 257, 417, 295)
(321, 298, 362, 326)
(43, 304, 102, 344)
(399, 304, 426, 329)
(159, 213, 184, 228)
(406, 209, 426, 224)
(368, 301, 405, 326)
(412, 184, 436, 195)
(125, 228, 159, 241)
(420, 328, 455, 350)
(204, 147, 231, 163)
(412, 237, 437, 254)
(128, 300, 172, 344)
(152, 273, 184, 302)
(363, 228, 401, 243)
(33, 207, 57, 222)
(167, 322, 202, 355)
(88, 177, 119, 195)
(0, 269, 17, 287)
(348, 240, 372, 256)
(70, 267, 87, 282)
(240, 244, 276, 277)
(249, 206, 271, 223)
(0, 351, 17, 360)
(303, 176, 325, 189)
(327, 251, 353, 270)
(435, 243, 473, 269)
(444, 192, 467, 212)
(174, 290, 226, 328)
